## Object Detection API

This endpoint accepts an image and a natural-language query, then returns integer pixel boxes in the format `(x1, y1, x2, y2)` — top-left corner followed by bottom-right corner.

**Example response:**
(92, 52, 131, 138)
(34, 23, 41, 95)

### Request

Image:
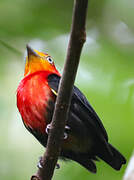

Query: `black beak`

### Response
(26, 45, 39, 59)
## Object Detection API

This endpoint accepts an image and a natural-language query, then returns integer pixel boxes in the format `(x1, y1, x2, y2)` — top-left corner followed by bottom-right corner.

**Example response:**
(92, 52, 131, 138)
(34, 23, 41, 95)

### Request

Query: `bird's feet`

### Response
(46, 123, 70, 139)
(37, 156, 60, 169)
(55, 163, 60, 169)
(45, 124, 51, 134)
(37, 156, 43, 169)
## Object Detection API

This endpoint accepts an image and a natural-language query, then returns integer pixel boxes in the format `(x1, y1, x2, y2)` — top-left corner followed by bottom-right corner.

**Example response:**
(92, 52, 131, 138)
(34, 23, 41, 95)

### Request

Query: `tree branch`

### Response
(31, 0, 88, 179)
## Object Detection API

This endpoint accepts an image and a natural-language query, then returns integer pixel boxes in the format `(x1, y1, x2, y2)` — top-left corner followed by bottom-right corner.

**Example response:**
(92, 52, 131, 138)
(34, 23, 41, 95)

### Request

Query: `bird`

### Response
(17, 45, 126, 173)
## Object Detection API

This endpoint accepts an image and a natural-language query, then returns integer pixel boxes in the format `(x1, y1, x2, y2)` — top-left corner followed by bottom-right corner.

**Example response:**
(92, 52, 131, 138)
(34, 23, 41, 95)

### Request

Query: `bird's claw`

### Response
(37, 156, 43, 169)
(63, 132, 68, 139)
(46, 124, 51, 134)
(46, 124, 70, 139)
(64, 125, 70, 139)
(65, 125, 70, 130)
(56, 163, 60, 169)
(37, 156, 60, 170)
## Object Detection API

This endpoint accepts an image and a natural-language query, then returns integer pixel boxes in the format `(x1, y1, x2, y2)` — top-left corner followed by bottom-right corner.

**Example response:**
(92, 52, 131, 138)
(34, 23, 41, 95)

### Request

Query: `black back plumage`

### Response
(47, 73, 126, 173)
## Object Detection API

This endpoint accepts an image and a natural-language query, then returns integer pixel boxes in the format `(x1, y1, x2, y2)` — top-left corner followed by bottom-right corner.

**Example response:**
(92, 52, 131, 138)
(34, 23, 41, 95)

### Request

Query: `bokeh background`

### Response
(0, 0, 134, 179)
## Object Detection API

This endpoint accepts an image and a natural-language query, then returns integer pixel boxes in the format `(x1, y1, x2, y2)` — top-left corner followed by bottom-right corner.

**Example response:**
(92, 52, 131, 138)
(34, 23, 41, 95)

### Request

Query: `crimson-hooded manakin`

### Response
(17, 45, 126, 173)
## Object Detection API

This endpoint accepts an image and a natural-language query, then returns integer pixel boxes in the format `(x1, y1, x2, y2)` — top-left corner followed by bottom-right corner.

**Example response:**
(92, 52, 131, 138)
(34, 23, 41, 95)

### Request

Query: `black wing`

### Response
(47, 73, 108, 141)
(47, 74, 126, 171)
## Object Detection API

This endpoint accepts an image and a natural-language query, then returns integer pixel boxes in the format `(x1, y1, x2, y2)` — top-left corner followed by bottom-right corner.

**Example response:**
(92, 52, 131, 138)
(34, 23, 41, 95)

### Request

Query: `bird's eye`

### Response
(47, 56, 53, 64)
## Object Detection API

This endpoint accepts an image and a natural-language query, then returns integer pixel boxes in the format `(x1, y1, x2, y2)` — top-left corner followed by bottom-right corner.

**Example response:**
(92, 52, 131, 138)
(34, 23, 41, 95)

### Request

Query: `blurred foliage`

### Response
(0, 0, 134, 180)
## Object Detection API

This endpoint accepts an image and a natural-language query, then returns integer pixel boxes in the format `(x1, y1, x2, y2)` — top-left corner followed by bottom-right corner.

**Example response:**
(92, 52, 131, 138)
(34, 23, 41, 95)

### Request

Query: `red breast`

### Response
(17, 71, 54, 133)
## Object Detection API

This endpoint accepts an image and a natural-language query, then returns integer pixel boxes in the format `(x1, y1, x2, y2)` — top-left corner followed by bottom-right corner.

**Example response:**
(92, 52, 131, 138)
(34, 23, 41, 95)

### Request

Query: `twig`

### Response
(0, 39, 22, 56)
(123, 151, 134, 180)
(31, 0, 88, 179)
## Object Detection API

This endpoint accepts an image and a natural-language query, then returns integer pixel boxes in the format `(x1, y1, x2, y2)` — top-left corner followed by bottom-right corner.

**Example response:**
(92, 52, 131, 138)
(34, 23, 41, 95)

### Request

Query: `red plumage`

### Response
(17, 71, 55, 133)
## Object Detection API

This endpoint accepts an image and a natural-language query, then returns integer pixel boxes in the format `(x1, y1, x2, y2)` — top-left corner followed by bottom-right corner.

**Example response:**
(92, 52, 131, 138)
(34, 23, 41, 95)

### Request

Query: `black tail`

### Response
(73, 155, 97, 173)
(97, 143, 126, 170)
(61, 151, 97, 173)
(73, 143, 126, 173)
(61, 143, 126, 173)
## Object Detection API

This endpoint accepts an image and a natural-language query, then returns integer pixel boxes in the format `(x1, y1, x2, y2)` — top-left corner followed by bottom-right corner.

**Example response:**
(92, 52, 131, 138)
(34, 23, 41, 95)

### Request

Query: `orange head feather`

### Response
(24, 45, 60, 76)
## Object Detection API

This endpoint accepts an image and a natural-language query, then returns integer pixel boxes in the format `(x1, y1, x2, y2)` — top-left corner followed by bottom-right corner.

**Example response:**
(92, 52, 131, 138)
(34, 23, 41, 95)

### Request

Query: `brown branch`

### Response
(31, 0, 88, 180)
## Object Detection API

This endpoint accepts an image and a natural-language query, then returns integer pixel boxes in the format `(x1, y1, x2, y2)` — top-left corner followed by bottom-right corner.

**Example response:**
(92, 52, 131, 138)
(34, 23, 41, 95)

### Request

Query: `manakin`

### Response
(17, 45, 126, 173)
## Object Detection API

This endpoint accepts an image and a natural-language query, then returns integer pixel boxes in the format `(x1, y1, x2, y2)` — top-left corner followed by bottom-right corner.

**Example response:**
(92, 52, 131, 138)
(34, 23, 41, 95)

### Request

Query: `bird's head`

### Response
(24, 45, 60, 76)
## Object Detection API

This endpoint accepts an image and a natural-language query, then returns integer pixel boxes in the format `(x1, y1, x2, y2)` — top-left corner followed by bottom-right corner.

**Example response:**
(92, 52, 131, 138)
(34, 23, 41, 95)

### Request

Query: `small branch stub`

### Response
(31, 175, 40, 180)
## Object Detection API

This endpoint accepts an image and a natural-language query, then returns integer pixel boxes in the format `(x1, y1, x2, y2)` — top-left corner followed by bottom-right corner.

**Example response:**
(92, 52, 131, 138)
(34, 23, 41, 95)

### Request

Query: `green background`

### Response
(0, 0, 134, 179)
